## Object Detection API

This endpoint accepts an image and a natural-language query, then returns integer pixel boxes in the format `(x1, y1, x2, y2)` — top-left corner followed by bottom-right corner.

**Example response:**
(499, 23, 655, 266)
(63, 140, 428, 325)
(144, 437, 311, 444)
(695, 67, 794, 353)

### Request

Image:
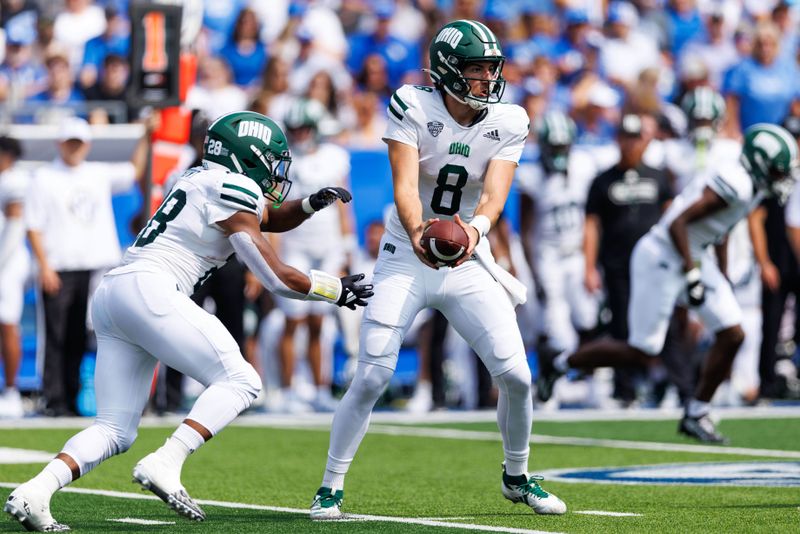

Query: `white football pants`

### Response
(61, 270, 261, 476)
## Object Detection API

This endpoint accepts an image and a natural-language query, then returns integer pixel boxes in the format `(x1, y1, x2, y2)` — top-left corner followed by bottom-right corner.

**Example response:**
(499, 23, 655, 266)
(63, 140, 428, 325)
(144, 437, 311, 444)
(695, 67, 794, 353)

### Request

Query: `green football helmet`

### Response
(681, 86, 725, 143)
(740, 123, 800, 204)
(535, 110, 576, 174)
(204, 111, 292, 205)
(283, 98, 327, 154)
(428, 19, 505, 110)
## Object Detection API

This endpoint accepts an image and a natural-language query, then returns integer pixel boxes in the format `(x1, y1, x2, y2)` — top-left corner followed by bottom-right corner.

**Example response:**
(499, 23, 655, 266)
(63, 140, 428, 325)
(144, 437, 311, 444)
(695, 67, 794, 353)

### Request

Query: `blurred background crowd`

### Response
(0, 0, 800, 418)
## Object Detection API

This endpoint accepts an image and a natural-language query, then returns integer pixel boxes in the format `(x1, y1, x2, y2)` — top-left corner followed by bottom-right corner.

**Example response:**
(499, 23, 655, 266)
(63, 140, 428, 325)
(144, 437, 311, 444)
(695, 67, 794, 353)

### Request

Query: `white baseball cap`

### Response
(58, 117, 92, 143)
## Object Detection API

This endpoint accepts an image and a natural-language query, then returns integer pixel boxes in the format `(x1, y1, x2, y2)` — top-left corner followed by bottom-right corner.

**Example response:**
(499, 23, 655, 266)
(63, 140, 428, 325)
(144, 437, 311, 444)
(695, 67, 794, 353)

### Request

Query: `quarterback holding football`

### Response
(311, 20, 566, 520)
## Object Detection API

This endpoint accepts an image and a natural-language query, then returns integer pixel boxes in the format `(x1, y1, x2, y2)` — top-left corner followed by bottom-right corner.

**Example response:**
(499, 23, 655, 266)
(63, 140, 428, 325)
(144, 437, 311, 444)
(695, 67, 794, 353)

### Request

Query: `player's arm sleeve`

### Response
(492, 107, 530, 164)
(205, 174, 265, 225)
(382, 86, 419, 148)
(707, 174, 741, 206)
(229, 231, 308, 300)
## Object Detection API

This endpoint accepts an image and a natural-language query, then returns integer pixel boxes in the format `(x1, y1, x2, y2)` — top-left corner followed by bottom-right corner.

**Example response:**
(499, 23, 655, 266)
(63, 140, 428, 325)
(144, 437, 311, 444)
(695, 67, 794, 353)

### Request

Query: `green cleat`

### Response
(310, 486, 344, 520)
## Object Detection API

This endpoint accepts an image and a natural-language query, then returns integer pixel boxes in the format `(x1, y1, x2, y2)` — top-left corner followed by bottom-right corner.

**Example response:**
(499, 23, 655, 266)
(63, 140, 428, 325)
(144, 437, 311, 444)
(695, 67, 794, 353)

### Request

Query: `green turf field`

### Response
(1, 414, 799, 533)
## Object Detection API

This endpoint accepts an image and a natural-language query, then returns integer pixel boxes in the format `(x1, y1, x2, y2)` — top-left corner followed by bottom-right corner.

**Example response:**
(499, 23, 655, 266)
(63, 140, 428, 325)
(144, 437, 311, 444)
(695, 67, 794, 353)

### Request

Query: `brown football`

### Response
(421, 220, 469, 266)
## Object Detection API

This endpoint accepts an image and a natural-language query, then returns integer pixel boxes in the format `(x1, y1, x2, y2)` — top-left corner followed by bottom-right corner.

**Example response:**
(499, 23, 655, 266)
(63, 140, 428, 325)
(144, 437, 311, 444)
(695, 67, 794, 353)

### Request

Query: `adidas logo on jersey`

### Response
(237, 120, 273, 145)
(483, 129, 500, 141)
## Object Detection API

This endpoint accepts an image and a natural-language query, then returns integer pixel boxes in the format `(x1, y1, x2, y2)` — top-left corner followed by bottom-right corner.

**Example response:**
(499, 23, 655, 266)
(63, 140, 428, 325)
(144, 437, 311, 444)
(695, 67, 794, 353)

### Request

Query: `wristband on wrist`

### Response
(301, 197, 315, 214)
(469, 215, 491, 242)
(308, 269, 342, 302)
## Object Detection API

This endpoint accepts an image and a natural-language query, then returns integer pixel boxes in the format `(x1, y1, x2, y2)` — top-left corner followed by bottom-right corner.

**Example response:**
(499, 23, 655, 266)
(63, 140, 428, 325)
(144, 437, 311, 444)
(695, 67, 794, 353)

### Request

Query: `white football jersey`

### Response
(382, 84, 529, 242)
(653, 159, 762, 260)
(517, 149, 596, 255)
(110, 162, 265, 295)
(280, 143, 350, 256)
(664, 137, 741, 193)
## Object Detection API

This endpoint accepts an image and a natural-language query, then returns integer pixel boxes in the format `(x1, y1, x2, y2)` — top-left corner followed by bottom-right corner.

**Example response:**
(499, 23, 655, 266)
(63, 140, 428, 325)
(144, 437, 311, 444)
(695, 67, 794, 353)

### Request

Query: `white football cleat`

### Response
(310, 487, 344, 520)
(0, 388, 25, 419)
(4, 482, 70, 531)
(132, 453, 205, 521)
(501, 464, 566, 515)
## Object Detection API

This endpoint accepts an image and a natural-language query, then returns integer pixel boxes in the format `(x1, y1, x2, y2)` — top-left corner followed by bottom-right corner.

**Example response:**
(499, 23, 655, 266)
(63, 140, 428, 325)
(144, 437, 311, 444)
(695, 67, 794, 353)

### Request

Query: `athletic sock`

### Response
(30, 459, 73, 496)
(321, 470, 346, 491)
(687, 398, 710, 419)
(158, 424, 205, 466)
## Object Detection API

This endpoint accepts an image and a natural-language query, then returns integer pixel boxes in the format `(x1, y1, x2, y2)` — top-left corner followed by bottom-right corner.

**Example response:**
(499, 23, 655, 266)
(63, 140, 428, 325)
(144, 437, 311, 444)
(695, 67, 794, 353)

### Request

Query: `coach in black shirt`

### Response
(584, 114, 673, 402)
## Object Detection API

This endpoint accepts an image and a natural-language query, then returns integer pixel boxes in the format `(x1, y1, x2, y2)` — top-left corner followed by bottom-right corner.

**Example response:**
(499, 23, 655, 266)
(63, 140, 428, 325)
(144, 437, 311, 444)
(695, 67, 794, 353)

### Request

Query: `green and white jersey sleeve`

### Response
(205, 171, 265, 225)
(383, 84, 422, 148)
(490, 104, 529, 164)
(114, 165, 265, 295)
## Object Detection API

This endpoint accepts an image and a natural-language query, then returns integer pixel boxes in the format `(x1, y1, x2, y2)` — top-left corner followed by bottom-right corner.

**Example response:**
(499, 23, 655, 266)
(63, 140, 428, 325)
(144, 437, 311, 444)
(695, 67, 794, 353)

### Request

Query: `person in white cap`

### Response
(25, 117, 151, 416)
(599, 1, 660, 90)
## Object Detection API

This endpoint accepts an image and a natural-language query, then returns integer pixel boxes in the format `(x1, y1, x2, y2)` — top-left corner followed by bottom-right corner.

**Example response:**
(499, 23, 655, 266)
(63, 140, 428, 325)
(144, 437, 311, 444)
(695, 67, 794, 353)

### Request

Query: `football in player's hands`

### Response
(421, 220, 470, 266)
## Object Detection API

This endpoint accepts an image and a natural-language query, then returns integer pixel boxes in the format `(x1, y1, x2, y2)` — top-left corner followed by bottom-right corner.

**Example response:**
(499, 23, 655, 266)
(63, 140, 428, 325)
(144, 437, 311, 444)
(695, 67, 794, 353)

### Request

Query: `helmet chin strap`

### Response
(442, 83, 488, 110)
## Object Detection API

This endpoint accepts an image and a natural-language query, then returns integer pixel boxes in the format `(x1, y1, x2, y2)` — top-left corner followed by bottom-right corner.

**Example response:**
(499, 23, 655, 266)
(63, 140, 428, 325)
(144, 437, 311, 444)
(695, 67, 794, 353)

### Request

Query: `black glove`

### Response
(309, 187, 352, 211)
(685, 267, 705, 307)
(337, 273, 374, 310)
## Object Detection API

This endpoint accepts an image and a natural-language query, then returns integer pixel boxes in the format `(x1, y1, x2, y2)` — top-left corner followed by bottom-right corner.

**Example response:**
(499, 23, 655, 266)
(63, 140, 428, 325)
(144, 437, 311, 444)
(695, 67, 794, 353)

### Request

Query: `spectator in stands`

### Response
(723, 22, 799, 136)
(288, 27, 352, 100)
(305, 69, 353, 134)
(201, 0, 248, 53)
(53, 0, 106, 70)
(0, 0, 39, 29)
(83, 54, 130, 123)
(78, 5, 130, 90)
(599, 1, 660, 91)
(0, 135, 28, 418)
(679, 7, 738, 90)
(0, 12, 46, 104)
(551, 9, 593, 83)
(250, 55, 293, 121)
(25, 117, 151, 416)
(185, 56, 247, 120)
(221, 7, 267, 88)
(29, 51, 84, 106)
(356, 54, 391, 104)
(346, 1, 418, 88)
(344, 90, 387, 150)
(664, 0, 703, 57)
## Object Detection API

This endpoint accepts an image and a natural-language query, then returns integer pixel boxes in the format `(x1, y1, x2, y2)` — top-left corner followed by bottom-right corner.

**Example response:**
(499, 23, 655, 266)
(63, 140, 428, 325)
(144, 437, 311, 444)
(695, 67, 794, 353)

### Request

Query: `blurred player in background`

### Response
(274, 98, 355, 413)
(519, 110, 598, 359)
(311, 20, 566, 520)
(5, 111, 372, 531)
(541, 123, 799, 443)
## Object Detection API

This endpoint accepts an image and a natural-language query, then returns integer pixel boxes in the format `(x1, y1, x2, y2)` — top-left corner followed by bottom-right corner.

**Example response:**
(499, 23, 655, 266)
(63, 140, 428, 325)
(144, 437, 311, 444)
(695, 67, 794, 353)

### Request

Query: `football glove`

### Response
(338, 273, 373, 310)
(308, 187, 352, 211)
(685, 267, 705, 307)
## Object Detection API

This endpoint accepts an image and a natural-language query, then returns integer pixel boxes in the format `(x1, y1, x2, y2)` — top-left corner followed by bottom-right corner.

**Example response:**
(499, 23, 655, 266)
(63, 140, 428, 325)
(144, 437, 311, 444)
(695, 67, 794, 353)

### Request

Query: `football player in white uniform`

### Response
(519, 111, 598, 356)
(274, 98, 354, 412)
(0, 136, 29, 419)
(4, 111, 372, 532)
(310, 20, 566, 520)
(540, 123, 799, 443)
(667, 87, 761, 403)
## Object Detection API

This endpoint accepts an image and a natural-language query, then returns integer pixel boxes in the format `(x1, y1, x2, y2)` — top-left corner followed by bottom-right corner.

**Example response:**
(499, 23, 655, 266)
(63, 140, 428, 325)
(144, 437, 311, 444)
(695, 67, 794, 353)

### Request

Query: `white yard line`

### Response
(0, 483, 560, 534)
(108, 518, 175, 525)
(365, 425, 800, 459)
(574, 511, 642, 517)
(2, 405, 800, 429)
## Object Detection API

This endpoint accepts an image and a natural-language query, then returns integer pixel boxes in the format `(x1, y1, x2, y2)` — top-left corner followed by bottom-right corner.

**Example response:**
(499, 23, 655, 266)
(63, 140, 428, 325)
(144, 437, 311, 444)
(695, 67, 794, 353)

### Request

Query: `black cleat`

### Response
(678, 414, 729, 444)
(535, 347, 564, 403)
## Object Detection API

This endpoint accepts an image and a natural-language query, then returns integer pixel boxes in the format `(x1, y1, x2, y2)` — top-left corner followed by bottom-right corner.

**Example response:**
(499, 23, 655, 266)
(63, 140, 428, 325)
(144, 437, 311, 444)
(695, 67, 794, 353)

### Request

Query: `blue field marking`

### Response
(543, 461, 800, 487)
